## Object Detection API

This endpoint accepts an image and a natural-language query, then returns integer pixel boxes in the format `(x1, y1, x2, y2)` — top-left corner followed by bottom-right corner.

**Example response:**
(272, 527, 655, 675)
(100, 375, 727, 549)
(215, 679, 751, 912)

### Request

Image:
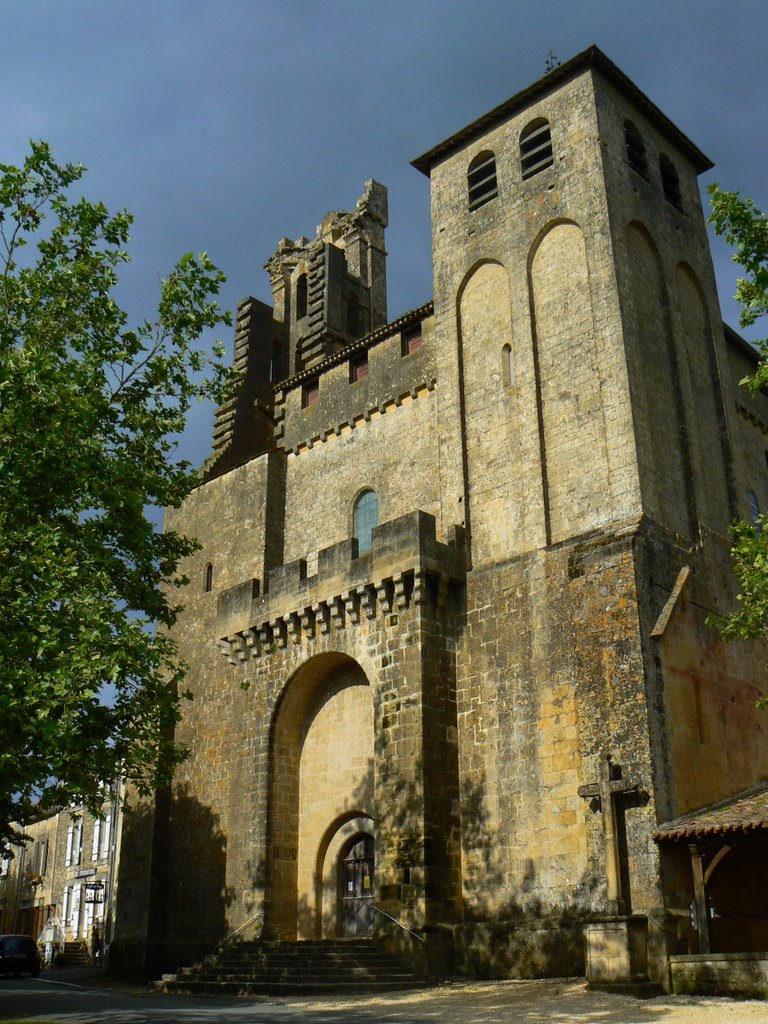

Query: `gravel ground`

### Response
(280, 978, 768, 1024)
(35, 970, 768, 1023)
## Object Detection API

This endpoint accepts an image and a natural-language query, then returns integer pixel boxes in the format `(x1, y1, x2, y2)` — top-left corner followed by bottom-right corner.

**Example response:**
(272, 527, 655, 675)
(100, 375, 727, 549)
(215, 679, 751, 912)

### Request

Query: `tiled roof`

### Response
(654, 783, 768, 841)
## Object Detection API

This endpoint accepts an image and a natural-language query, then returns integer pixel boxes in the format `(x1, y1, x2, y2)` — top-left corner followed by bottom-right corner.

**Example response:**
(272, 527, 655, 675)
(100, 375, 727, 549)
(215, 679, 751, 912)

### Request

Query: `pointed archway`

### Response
(265, 653, 374, 940)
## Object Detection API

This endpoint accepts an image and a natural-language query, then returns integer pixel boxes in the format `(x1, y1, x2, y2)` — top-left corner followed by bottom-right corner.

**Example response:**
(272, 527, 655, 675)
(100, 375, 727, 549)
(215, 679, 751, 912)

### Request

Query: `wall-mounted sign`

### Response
(75, 868, 96, 878)
(85, 882, 105, 904)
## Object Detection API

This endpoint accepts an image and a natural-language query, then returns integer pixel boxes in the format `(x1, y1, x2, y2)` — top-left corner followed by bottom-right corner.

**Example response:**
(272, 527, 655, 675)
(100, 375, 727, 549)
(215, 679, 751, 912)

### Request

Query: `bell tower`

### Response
(265, 179, 388, 375)
(412, 45, 734, 568)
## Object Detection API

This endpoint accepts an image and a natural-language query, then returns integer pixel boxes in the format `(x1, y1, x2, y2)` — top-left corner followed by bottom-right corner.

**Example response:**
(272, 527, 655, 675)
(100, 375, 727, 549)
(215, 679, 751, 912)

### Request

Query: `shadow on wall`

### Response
(459, 771, 595, 979)
(271, 734, 594, 979)
(111, 783, 235, 981)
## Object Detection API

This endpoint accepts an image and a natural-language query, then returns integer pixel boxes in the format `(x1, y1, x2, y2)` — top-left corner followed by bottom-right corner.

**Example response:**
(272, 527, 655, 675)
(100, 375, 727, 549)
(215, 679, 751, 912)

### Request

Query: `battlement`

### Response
(216, 510, 466, 661)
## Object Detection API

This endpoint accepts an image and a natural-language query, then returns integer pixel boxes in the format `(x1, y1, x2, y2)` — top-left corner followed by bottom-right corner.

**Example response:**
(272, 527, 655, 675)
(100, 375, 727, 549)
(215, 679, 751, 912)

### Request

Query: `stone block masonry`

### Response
(112, 48, 768, 994)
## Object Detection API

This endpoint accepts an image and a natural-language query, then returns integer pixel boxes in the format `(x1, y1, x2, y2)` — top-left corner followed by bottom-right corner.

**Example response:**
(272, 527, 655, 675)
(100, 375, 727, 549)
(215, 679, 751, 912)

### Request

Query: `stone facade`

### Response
(0, 799, 121, 953)
(113, 47, 768, 988)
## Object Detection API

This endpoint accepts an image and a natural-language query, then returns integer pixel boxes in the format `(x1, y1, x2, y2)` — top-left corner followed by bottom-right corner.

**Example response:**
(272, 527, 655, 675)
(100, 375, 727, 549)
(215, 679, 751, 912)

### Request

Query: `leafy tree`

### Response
(709, 186, 768, 387)
(708, 185, 768, 695)
(0, 142, 232, 850)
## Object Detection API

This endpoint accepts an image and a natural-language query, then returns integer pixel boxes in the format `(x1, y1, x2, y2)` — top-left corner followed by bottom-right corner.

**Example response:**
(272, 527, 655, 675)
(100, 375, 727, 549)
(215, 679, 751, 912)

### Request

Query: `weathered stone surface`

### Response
(113, 48, 768, 994)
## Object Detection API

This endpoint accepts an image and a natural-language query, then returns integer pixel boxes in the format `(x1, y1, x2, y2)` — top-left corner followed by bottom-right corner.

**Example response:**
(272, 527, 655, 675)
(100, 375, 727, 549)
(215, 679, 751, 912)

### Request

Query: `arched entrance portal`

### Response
(266, 653, 374, 940)
(341, 833, 375, 936)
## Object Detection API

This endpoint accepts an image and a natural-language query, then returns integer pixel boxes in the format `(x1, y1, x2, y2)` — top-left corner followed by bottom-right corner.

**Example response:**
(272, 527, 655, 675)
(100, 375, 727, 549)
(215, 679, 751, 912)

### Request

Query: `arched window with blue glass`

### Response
(353, 490, 378, 555)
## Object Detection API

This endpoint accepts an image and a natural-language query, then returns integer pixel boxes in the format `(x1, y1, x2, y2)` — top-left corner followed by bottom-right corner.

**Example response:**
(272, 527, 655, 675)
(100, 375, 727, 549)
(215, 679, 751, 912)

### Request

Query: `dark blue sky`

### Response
(3, 0, 766, 464)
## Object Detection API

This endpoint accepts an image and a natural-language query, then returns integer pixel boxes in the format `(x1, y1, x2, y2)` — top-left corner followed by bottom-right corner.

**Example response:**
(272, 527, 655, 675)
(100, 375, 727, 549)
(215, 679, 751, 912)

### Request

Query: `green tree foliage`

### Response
(0, 142, 233, 849)
(708, 186, 768, 694)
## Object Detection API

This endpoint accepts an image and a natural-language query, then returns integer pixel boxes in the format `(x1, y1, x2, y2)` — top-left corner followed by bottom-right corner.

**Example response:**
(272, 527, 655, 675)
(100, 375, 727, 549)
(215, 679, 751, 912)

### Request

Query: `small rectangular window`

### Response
(302, 379, 319, 408)
(402, 326, 422, 356)
(350, 354, 369, 382)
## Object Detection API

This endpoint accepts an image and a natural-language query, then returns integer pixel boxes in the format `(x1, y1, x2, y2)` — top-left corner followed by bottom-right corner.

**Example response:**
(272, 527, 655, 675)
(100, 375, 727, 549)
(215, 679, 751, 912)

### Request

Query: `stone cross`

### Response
(578, 755, 639, 916)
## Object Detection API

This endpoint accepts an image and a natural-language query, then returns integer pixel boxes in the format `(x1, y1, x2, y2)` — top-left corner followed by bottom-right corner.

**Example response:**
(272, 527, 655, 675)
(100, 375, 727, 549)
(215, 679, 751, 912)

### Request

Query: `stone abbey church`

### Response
(116, 47, 768, 994)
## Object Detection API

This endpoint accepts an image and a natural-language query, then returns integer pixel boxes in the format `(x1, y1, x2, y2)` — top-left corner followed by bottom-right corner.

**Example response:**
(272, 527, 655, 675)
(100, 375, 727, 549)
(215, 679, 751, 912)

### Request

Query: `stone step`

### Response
(194, 951, 400, 963)
(60, 941, 90, 967)
(181, 959, 404, 973)
(161, 978, 427, 996)
(182, 971, 416, 983)
(154, 938, 425, 995)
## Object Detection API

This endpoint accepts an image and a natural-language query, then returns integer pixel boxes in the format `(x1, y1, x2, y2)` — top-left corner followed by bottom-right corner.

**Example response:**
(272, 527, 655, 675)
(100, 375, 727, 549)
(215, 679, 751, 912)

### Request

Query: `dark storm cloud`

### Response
(2, 0, 766, 463)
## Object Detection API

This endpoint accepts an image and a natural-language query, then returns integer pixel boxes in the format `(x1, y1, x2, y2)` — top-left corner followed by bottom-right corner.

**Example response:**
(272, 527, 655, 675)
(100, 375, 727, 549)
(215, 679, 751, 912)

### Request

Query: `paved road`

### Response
(1, 973, 768, 1024)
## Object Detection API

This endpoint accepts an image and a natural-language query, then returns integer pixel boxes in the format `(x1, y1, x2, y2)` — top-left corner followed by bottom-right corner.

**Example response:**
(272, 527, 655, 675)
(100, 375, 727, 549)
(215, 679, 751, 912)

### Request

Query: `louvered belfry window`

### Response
(520, 119, 554, 180)
(660, 154, 683, 211)
(624, 120, 649, 179)
(467, 151, 498, 211)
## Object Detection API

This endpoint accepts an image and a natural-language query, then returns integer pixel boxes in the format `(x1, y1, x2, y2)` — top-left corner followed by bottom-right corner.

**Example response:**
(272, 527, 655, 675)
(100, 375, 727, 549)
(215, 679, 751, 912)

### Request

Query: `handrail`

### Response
(218, 910, 262, 948)
(370, 904, 425, 943)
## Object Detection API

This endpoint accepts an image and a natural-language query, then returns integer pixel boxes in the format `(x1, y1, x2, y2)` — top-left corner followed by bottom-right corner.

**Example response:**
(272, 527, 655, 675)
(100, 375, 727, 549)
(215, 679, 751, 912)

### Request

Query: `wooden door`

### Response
(341, 836, 374, 936)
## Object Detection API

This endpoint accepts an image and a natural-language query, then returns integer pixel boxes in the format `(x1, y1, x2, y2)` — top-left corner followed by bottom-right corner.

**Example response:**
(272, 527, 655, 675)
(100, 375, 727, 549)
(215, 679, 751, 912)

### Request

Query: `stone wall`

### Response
(117, 49, 768, 990)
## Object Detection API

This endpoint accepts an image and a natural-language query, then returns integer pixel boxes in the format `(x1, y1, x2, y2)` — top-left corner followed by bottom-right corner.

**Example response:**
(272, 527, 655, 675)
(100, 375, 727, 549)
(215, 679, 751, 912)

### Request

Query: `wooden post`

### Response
(689, 842, 711, 954)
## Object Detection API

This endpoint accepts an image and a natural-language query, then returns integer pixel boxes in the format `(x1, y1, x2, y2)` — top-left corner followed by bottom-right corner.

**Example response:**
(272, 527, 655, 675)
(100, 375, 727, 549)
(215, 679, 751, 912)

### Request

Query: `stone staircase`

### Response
(60, 941, 90, 967)
(156, 938, 428, 995)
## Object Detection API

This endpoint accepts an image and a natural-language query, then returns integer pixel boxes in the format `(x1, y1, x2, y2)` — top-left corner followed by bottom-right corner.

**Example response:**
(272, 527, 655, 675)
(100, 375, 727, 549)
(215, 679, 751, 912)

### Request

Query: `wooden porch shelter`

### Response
(655, 784, 768, 969)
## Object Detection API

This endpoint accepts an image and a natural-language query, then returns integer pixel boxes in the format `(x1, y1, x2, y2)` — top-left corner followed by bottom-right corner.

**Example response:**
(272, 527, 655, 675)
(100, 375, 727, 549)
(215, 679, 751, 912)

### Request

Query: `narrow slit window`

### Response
(659, 154, 683, 211)
(624, 120, 648, 179)
(296, 273, 308, 320)
(204, 563, 213, 592)
(502, 343, 514, 387)
(353, 490, 378, 556)
(520, 119, 553, 180)
(467, 151, 498, 211)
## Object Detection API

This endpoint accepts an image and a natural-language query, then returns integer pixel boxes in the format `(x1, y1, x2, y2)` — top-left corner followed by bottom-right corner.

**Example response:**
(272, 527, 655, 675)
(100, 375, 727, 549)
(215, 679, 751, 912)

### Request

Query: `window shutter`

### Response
(92, 820, 101, 861)
(65, 826, 73, 867)
(102, 814, 111, 859)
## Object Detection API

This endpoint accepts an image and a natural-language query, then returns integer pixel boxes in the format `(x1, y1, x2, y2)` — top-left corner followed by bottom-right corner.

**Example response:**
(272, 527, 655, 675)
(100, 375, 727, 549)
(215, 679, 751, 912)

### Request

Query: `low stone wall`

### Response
(670, 952, 768, 998)
(453, 916, 586, 979)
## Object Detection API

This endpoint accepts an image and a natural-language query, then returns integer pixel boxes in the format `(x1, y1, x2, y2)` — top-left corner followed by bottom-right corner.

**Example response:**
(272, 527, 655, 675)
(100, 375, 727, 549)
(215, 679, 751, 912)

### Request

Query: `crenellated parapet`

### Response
(216, 510, 465, 663)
